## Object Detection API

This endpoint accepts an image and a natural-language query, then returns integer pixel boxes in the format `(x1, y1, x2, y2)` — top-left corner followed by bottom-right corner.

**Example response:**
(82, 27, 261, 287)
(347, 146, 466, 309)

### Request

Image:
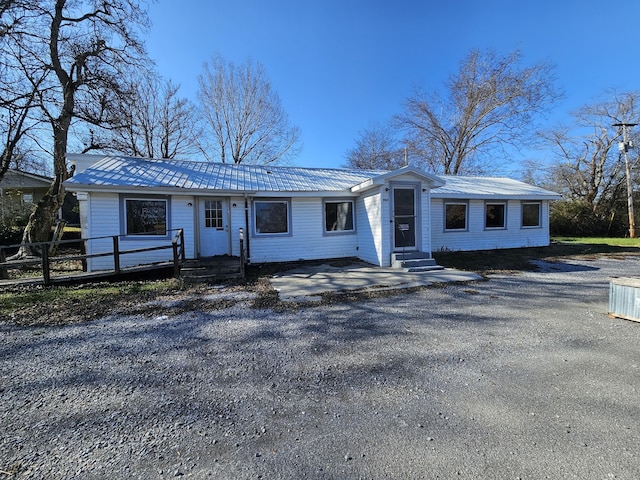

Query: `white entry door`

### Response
(199, 198, 230, 256)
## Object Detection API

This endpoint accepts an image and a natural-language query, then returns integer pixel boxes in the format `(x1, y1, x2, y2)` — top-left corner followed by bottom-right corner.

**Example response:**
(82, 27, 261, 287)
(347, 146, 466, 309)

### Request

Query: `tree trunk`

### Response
(12, 113, 71, 258)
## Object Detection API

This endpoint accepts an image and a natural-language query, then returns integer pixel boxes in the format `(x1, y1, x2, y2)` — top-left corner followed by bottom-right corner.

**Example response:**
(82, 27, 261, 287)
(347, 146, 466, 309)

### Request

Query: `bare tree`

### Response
(2, 0, 150, 257)
(198, 55, 301, 164)
(396, 49, 562, 175)
(543, 91, 640, 234)
(344, 124, 407, 170)
(99, 75, 201, 159)
(0, 1, 45, 181)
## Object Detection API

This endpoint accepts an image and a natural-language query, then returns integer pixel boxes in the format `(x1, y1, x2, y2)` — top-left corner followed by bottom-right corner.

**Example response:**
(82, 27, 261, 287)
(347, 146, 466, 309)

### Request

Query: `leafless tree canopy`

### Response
(344, 124, 407, 170)
(543, 91, 640, 211)
(395, 49, 562, 175)
(98, 75, 201, 159)
(198, 55, 301, 164)
(1, 0, 151, 255)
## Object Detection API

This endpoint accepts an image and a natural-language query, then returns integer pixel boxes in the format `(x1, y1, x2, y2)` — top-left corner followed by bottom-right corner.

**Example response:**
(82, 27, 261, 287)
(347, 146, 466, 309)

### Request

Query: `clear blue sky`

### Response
(146, 0, 640, 174)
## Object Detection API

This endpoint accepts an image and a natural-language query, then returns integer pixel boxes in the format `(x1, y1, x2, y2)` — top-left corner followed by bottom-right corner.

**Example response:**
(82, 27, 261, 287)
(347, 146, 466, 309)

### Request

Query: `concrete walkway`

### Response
(270, 262, 483, 302)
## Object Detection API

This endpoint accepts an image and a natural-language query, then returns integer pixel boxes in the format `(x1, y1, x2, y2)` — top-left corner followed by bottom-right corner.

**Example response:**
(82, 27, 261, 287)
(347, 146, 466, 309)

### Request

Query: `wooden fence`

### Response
(0, 229, 185, 286)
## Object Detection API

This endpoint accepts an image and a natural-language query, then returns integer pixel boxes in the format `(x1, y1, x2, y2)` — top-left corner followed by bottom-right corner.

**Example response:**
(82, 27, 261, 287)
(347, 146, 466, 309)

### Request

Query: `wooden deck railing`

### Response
(0, 228, 185, 286)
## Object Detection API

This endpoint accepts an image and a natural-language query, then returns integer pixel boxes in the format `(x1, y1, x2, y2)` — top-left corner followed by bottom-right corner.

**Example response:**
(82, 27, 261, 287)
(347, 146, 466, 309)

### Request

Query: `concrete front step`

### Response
(391, 252, 444, 272)
(405, 264, 445, 272)
(181, 256, 243, 282)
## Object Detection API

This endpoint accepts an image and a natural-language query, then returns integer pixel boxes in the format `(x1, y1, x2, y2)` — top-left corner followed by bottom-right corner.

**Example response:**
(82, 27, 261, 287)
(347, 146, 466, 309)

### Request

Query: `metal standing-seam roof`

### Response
(432, 176, 561, 200)
(65, 156, 386, 193)
(64, 155, 561, 200)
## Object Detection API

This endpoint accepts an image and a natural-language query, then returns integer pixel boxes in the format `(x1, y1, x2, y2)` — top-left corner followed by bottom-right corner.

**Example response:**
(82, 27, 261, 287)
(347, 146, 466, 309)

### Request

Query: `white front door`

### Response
(392, 185, 419, 251)
(199, 198, 230, 256)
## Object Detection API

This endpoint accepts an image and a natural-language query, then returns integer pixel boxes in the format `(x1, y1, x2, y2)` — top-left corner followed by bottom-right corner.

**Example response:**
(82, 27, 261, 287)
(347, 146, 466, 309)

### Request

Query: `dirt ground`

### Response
(1, 255, 639, 479)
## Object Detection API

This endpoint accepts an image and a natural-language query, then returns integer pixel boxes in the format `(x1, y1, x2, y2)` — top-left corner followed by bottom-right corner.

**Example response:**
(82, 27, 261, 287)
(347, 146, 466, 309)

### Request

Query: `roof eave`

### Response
(431, 193, 562, 201)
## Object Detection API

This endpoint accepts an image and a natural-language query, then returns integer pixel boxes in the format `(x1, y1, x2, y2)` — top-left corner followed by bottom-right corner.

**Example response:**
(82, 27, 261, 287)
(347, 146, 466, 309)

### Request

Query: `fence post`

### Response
(239, 228, 245, 278)
(0, 248, 7, 280)
(179, 229, 185, 260)
(112, 236, 120, 273)
(42, 246, 51, 286)
(172, 242, 180, 278)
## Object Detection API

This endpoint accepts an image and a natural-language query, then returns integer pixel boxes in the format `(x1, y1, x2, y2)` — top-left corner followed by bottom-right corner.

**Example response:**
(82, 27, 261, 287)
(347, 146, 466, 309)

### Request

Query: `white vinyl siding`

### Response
(80, 193, 195, 271)
(431, 199, 552, 252)
(249, 198, 359, 263)
(356, 189, 384, 266)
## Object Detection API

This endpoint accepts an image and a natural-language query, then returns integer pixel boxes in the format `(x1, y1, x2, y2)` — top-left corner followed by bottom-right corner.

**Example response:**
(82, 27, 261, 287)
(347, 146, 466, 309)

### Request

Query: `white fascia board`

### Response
(431, 193, 562, 201)
(63, 183, 259, 197)
(246, 190, 358, 198)
(63, 183, 358, 199)
(351, 167, 445, 193)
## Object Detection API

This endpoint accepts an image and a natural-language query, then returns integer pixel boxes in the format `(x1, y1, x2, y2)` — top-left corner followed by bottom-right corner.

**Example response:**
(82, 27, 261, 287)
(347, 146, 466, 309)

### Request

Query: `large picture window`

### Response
(485, 202, 506, 229)
(254, 199, 289, 235)
(324, 200, 355, 233)
(445, 202, 467, 231)
(125, 198, 168, 236)
(522, 202, 541, 228)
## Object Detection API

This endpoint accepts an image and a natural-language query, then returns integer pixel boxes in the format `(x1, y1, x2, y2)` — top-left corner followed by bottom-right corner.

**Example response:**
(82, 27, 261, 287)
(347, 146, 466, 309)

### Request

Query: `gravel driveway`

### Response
(2, 256, 639, 479)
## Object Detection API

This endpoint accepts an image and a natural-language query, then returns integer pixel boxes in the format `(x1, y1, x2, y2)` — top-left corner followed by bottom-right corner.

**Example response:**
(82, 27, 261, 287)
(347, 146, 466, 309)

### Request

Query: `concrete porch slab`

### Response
(270, 262, 483, 302)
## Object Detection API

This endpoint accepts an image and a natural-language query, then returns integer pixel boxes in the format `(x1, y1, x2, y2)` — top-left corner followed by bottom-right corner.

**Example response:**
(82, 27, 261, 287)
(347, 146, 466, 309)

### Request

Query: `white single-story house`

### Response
(63, 154, 561, 272)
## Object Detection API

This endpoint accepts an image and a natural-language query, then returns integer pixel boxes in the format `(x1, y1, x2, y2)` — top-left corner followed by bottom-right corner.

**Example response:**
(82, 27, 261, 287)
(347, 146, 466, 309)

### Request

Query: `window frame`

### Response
(521, 201, 542, 229)
(121, 195, 170, 239)
(204, 199, 224, 230)
(252, 198, 291, 237)
(444, 201, 468, 232)
(485, 201, 507, 230)
(323, 198, 356, 236)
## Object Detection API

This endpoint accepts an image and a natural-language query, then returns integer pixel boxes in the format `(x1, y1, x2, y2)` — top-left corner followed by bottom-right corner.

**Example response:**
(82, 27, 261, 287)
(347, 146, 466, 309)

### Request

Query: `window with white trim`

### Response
(522, 202, 541, 228)
(445, 202, 467, 231)
(124, 198, 168, 236)
(485, 202, 506, 229)
(254, 199, 290, 235)
(324, 200, 355, 234)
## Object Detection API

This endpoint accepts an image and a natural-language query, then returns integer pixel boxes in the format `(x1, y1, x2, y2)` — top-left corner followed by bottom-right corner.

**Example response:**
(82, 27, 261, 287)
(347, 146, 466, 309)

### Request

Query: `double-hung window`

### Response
(324, 200, 355, 234)
(254, 199, 290, 235)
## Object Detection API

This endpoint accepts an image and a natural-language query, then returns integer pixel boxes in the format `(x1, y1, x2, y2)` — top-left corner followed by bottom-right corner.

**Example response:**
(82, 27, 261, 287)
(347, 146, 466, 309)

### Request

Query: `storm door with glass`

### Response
(392, 186, 418, 250)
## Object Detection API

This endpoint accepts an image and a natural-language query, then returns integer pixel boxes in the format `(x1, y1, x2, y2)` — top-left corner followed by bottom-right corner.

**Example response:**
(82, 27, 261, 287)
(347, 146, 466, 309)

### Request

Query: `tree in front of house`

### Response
(2, 0, 151, 257)
(395, 49, 562, 175)
(197, 55, 301, 165)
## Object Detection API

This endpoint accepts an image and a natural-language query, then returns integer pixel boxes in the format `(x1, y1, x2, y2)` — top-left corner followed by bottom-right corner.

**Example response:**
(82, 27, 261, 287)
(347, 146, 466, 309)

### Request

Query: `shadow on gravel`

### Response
(3, 257, 640, 478)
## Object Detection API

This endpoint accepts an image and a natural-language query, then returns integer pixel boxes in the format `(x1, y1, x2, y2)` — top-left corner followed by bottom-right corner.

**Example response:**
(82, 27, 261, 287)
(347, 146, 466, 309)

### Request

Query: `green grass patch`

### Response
(0, 279, 182, 322)
(554, 236, 640, 247)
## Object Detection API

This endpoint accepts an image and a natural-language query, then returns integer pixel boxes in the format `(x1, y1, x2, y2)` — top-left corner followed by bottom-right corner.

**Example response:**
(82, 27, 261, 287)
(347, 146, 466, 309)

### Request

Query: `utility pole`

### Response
(614, 122, 638, 238)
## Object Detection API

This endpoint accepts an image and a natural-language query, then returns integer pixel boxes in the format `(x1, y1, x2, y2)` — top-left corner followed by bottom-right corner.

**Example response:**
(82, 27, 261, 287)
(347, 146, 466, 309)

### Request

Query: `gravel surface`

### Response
(1, 256, 640, 479)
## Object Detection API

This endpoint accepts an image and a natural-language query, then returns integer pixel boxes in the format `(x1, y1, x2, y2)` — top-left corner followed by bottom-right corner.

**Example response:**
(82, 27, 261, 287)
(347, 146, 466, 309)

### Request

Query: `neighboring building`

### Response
(64, 154, 561, 272)
(0, 169, 80, 228)
(0, 169, 51, 227)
